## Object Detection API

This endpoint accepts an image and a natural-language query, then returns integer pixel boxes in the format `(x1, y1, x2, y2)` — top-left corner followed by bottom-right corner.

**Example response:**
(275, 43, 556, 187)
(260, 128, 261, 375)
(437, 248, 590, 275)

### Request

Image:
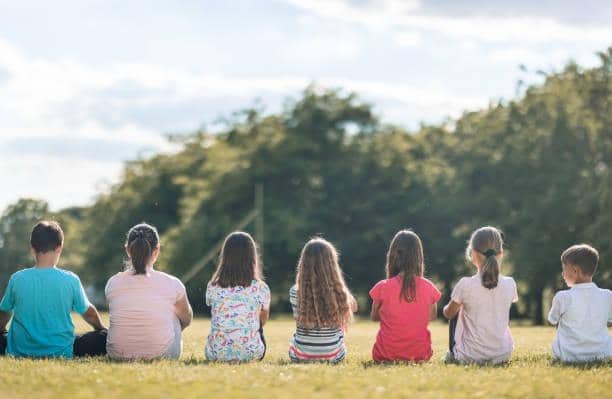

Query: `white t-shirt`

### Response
(548, 282, 612, 362)
(105, 267, 187, 360)
(451, 273, 518, 364)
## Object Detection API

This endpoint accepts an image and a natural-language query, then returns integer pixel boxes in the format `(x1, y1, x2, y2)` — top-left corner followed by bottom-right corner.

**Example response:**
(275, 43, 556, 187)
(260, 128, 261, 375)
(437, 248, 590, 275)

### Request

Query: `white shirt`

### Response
(105, 268, 187, 360)
(548, 282, 612, 362)
(451, 273, 518, 364)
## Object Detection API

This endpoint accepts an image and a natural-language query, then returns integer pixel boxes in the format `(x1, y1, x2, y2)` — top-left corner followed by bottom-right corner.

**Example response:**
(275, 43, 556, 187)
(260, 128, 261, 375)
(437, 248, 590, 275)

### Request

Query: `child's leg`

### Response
(448, 315, 458, 354)
(258, 324, 267, 361)
(73, 330, 107, 357)
(0, 330, 6, 355)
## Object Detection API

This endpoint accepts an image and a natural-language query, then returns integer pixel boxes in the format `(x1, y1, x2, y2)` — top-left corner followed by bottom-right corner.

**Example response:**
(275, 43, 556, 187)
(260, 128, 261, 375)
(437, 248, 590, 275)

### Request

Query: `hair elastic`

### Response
(482, 249, 497, 258)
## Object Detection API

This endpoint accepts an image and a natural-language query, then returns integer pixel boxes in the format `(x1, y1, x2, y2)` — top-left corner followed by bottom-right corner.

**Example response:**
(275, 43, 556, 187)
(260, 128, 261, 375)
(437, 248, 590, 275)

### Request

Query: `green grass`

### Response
(1, 317, 610, 399)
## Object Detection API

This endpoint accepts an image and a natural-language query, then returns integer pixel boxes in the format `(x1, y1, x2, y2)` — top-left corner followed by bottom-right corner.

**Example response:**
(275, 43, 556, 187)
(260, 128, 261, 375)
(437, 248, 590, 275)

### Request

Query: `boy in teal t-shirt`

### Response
(0, 221, 107, 358)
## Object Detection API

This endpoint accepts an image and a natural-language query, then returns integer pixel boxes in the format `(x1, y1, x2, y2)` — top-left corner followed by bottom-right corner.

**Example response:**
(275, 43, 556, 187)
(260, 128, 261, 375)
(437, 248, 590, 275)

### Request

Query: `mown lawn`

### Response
(1, 316, 610, 399)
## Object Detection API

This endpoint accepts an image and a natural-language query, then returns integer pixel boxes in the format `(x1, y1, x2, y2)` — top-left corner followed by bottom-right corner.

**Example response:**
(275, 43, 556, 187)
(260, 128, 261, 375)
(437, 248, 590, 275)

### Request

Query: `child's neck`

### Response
(34, 253, 59, 268)
(572, 275, 593, 285)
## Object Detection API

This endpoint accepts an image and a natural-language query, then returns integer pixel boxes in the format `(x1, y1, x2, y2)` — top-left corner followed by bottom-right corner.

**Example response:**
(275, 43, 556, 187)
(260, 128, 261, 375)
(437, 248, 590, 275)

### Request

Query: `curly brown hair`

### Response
(295, 238, 354, 329)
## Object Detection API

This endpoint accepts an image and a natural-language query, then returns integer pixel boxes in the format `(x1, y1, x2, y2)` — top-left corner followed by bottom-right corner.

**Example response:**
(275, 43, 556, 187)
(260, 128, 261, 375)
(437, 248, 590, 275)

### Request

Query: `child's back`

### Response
(370, 275, 440, 361)
(548, 283, 612, 362)
(206, 279, 270, 362)
(451, 273, 517, 364)
(289, 284, 347, 363)
(105, 268, 187, 360)
(0, 267, 90, 358)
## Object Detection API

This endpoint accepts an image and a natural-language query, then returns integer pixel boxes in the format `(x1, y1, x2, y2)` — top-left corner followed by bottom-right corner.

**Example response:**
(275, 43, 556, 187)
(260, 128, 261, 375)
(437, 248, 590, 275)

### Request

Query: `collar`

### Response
(571, 282, 597, 289)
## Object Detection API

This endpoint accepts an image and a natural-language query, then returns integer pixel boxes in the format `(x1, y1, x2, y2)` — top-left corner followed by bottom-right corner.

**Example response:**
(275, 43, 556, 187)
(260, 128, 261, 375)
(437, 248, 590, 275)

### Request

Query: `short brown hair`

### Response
(561, 244, 599, 276)
(30, 221, 64, 253)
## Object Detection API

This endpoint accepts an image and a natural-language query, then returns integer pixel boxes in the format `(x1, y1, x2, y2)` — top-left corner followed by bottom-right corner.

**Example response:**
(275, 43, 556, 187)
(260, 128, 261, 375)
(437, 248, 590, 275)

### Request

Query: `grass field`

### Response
(1, 316, 610, 399)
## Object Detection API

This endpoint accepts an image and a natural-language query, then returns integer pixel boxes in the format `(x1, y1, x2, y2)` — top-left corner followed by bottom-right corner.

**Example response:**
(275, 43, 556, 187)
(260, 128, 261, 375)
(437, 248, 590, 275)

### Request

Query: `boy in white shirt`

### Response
(548, 244, 612, 362)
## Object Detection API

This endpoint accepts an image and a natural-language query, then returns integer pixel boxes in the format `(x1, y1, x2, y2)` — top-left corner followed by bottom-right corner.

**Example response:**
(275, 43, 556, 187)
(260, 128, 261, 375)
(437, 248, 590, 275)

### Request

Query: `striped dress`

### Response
(288, 285, 346, 363)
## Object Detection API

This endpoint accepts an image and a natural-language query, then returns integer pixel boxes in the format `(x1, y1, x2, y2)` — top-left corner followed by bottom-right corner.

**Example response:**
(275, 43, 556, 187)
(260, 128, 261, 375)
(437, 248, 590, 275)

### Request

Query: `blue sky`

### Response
(0, 0, 610, 211)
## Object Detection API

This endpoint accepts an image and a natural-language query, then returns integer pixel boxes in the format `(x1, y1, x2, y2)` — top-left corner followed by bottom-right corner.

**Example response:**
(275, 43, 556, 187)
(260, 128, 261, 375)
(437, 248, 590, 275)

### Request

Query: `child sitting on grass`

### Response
(289, 238, 357, 363)
(548, 244, 611, 362)
(369, 230, 441, 362)
(442, 226, 518, 365)
(0, 221, 107, 358)
(205, 232, 270, 362)
(105, 223, 193, 360)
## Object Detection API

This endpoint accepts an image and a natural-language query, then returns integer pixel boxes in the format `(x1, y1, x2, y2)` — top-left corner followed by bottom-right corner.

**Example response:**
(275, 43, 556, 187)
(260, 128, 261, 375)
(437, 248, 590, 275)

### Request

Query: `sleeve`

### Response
(257, 282, 271, 310)
(511, 278, 519, 303)
(205, 283, 214, 307)
(428, 280, 442, 304)
(548, 292, 565, 325)
(174, 278, 187, 303)
(450, 278, 465, 304)
(0, 275, 15, 312)
(607, 290, 612, 324)
(72, 275, 91, 315)
(369, 280, 385, 303)
(289, 286, 298, 317)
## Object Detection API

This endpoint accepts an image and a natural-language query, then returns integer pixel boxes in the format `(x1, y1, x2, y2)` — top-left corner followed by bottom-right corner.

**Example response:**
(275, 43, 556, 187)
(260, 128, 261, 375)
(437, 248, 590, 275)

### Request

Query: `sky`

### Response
(0, 0, 611, 212)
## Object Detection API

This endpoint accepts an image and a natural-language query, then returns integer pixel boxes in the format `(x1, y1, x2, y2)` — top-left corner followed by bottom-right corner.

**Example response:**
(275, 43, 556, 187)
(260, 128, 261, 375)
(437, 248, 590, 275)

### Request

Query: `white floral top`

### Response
(205, 280, 270, 362)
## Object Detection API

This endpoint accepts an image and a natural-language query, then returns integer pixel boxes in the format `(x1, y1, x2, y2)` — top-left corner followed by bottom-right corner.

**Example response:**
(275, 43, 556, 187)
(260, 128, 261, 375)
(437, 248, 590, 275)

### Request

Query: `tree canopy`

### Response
(1, 48, 611, 323)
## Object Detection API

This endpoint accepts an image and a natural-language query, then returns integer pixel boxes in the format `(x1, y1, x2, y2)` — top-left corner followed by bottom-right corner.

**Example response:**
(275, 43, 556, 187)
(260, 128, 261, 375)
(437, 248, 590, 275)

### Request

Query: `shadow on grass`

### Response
(550, 358, 612, 369)
(361, 359, 511, 369)
(361, 360, 430, 369)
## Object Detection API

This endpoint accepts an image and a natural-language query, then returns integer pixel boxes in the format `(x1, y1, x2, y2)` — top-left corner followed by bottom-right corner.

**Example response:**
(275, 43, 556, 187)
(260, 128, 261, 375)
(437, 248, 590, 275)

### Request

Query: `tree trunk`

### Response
(534, 288, 544, 325)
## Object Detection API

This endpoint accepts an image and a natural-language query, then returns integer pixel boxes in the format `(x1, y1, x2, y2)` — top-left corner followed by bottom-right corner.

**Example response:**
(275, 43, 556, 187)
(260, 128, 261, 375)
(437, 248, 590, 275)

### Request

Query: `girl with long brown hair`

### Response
(288, 238, 357, 363)
(369, 230, 441, 362)
(205, 231, 270, 362)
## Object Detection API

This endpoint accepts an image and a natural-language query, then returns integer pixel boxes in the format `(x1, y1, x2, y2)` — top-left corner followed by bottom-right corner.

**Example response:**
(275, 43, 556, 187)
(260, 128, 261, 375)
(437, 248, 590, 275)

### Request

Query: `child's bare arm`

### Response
(370, 301, 381, 322)
(350, 296, 358, 313)
(0, 310, 11, 332)
(429, 303, 437, 321)
(175, 295, 193, 330)
(260, 308, 270, 326)
(443, 300, 461, 320)
(81, 305, 106, 331)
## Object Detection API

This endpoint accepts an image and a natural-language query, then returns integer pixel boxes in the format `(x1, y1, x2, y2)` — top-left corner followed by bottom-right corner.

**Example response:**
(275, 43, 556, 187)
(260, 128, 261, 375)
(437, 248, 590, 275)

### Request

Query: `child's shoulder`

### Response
(153, 269, 184, 285)
(498, 275, 517, 286)
(253, 279, 269, 289)
(416, 276, 437, 286)
(54, 267, 80, 279)
(552, 288, 572, 302)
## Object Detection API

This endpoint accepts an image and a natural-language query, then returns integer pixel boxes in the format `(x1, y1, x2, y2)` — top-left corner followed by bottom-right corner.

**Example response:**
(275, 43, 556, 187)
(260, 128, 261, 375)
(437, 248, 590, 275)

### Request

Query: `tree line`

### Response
(1, 48, 611, 324)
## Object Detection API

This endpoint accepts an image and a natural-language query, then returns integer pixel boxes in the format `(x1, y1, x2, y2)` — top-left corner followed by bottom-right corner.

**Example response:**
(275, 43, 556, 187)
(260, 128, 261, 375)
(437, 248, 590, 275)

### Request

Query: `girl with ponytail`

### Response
(369, 230, 441, 362)
(442, 226, 518, 365)
(105, 223, 193, 360)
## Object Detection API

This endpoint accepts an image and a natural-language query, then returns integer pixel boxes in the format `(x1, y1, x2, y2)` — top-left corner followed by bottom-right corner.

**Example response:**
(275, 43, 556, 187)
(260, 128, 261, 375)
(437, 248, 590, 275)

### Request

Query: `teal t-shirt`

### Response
(0, 267, 91, 358)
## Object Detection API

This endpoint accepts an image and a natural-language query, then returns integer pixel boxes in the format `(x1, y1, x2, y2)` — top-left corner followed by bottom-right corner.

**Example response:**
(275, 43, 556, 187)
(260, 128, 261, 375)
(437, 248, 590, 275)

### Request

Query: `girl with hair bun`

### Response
(105, 223, 193, 360)
(442, 226, 518, 364)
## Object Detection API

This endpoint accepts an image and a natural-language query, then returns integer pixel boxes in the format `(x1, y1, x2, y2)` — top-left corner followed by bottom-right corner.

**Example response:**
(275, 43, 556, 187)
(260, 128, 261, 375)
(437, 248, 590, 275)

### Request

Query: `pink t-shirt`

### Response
(369, 275, 441, 362)
(105, 268, 187, 360)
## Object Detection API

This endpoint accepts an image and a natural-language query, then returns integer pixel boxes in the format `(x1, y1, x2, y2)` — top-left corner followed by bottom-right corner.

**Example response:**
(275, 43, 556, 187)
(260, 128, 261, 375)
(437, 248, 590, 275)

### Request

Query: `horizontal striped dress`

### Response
(288, 285, 346, 363)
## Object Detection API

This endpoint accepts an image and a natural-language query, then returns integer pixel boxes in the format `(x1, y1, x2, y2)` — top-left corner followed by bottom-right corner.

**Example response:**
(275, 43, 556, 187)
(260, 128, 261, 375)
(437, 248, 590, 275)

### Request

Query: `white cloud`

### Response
(393, 31, 423, 47)
(283, 0, 612, 46)
(0, 154, 124, 211)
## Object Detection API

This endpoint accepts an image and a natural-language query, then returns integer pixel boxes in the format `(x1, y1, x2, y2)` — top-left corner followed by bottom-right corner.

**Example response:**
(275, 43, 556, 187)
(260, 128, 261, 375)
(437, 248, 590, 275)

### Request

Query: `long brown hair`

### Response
(126, 223, 159, 275)
(386, 230, 424, 302)
(210, 231, 262, 288)
(466, 226, 503, 289)
(295, 238, 354, 328)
